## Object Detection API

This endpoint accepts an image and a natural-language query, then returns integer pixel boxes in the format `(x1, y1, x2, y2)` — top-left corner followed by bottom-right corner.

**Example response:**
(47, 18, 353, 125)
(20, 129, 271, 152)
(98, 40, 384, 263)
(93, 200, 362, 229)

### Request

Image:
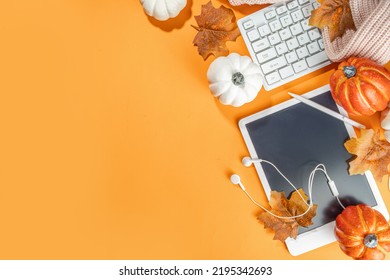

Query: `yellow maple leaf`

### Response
(344, 129, 390, 183)
(309, 0, 356, 41)
(258, 189, 317, 242)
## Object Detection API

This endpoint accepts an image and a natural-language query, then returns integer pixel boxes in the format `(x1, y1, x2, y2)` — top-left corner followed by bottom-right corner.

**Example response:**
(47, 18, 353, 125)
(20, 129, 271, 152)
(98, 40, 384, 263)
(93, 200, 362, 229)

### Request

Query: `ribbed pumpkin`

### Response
(330, 57, 390, 116)
(207, 53, 262, 107)
(140, 0, 187, 21)
(335, 204, 390, 260)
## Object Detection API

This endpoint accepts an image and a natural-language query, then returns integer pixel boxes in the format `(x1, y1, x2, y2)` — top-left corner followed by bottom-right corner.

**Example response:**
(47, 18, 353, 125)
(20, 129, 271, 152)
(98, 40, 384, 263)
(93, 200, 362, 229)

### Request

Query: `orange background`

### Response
(0, 0, 389, 260)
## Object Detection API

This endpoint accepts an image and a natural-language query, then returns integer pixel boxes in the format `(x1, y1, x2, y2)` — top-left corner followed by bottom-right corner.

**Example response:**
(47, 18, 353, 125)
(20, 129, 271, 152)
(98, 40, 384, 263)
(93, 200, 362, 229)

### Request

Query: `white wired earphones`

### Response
(231, 157, 345, 219)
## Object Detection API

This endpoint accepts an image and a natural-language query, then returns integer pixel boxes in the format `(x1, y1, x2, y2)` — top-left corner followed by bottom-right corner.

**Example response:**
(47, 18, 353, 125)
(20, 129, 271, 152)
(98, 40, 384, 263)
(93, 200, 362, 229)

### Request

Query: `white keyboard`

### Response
(238, 0, 331, 91)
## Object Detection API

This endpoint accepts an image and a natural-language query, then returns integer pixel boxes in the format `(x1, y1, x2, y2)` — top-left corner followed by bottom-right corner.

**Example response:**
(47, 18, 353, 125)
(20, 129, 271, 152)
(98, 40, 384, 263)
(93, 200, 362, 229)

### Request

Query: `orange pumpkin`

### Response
(330, 57, 390, 116)
(335, 204, 390, 260)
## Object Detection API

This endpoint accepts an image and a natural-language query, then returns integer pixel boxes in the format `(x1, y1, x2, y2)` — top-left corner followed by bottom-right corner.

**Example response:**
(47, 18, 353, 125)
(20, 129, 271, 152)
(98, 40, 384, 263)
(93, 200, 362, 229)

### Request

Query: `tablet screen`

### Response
(245, 91, 377, 234)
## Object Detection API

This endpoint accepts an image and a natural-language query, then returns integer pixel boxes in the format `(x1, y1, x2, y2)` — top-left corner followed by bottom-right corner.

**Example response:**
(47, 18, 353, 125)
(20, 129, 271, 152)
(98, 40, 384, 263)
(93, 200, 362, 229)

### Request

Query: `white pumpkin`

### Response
(140, 0, 187, 21)
(381, 103, 390, 142)
(207, 53, 262, 107)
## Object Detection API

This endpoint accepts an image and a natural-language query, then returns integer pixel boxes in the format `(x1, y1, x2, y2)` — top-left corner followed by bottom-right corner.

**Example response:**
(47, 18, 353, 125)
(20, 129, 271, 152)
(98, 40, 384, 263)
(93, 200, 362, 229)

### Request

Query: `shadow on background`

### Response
(322, 196, 364, 224)
(146, 0, 193, 32)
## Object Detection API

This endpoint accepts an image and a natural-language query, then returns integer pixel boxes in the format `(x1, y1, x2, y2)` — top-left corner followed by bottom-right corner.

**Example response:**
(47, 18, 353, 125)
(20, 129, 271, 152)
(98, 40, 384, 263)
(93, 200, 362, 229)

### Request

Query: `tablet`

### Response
(239, 85, 389, 256)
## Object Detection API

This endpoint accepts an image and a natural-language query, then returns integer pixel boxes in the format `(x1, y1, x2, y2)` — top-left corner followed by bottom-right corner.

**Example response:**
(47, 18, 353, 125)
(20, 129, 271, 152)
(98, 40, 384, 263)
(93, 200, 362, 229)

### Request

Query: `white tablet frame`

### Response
(238, 84, 389, 256)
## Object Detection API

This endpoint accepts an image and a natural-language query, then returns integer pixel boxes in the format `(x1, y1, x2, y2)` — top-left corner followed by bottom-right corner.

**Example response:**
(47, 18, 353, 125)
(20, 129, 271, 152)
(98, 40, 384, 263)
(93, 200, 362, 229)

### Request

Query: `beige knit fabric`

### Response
(323, 0, 390, 65)
(229, 0, 390, 65)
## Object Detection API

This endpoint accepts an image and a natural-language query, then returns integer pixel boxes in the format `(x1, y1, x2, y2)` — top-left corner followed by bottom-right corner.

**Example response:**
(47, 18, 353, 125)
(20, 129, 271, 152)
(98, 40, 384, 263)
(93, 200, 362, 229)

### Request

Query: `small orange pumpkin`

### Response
(335, 204, 390, 260)
(330, 57, 390, 116)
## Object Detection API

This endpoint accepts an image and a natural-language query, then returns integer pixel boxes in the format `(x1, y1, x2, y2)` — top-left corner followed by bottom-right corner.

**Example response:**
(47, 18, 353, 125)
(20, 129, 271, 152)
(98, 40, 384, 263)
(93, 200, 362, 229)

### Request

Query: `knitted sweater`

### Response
(229, 0, 283, 4)
(228, 0, 390, 65)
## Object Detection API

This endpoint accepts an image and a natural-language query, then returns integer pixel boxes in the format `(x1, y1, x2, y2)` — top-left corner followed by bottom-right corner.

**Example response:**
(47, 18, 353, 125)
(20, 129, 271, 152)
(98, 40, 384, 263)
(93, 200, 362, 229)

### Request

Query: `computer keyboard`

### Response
(238, 0, 331, 91)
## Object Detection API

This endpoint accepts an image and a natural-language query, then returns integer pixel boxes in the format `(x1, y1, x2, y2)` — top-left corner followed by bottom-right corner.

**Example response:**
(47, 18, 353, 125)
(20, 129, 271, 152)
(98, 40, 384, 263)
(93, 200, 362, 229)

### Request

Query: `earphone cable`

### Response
(336, 196, 346, 209)
(241, 188, 314, 220)
(307, 164, 345, 209)
(261, 159, 310, 207)
(238, 161, 345, 219)
(239, 160, 314, 220)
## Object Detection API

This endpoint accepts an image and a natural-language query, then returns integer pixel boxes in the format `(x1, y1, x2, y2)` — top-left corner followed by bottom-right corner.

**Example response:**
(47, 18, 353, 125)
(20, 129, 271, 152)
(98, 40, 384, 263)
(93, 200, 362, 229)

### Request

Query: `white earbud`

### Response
(230, 174, 241, 184)
(230, 174, 245, 191)
(242, 156, 263, 167)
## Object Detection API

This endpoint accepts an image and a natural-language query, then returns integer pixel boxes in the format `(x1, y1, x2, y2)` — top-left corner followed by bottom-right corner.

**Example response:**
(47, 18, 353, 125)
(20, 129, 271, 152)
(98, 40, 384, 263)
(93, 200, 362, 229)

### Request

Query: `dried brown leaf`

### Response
(192, 1, 240, 60)
(258, 189, 317, 242)
(309, 0, 356, 41)
(344, 129, 390, 183)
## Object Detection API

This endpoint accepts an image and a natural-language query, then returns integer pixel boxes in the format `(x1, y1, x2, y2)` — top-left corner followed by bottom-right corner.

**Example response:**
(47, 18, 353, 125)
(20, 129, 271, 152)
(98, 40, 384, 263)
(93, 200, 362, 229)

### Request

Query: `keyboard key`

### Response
(258, 24, 271, 37)
(318, 38, 324, 49)
(279, 65, 294, 79)
(286, 37, 299, 50)
(302, 4, 314, 18)
(287, 0, 299, 10)
(293, 59, 308, 72)
(301, 18, 312, 31)
(307, 41, 320, 54)
(247, 29, 260, 42)
(261, 56, 287, 74)
(306, 50, 329, 67)
(297, 32, 310, 45)
(243, 20, 255, 30)
(296, 46, 309, 59)
(270, 20, 283, 32)
(280, 14, 293, 27)
(257, 47, 278, 63)
(308, 29, 321, 40)
(290, 23, 303, 35)
(252, 38, 270, 53)
(275, 42, 288, 55)
(265, 10, 276, 20)
(285, 50, 298, 63)
(268, 33, 281, 45)
(279, 28, 292, 40)
(291, 10, 304, 22)
(236, 0, 332, 90)
(276, 5, 287, 15)
(265, 71, 281, 85)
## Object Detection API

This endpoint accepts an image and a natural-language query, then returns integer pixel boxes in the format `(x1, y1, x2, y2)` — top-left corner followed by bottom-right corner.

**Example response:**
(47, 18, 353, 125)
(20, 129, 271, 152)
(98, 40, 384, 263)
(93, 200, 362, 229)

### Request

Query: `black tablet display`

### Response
(245, 91, 376, 232)
(238, 85, 388, 255)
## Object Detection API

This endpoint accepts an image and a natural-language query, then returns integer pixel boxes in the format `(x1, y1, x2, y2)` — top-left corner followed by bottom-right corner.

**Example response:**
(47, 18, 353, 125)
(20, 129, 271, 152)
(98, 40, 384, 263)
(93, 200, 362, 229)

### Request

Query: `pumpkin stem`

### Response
(364, 234, 378, 248)
(343, 66, 357, 78)
(232, 72, 245, 86)
(191, 25, 200, 31)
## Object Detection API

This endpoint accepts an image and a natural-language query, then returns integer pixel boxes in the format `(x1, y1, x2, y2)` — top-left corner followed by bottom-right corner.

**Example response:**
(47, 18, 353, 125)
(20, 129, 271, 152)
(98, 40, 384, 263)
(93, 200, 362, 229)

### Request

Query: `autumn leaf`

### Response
(192, 1, 240, 60)
(309, 0, 356, 42)
(344, 129, 390, 183)
(258, 189, 317, 242)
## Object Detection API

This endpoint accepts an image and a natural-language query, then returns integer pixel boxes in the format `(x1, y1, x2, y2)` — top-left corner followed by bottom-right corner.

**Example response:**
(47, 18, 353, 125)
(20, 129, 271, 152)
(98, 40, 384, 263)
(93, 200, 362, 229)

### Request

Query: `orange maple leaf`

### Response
(344, 129, 390, 183)
(258, 189, 317, 242)
(192, 1, 240, 60)
(309, 0, 356, 42)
